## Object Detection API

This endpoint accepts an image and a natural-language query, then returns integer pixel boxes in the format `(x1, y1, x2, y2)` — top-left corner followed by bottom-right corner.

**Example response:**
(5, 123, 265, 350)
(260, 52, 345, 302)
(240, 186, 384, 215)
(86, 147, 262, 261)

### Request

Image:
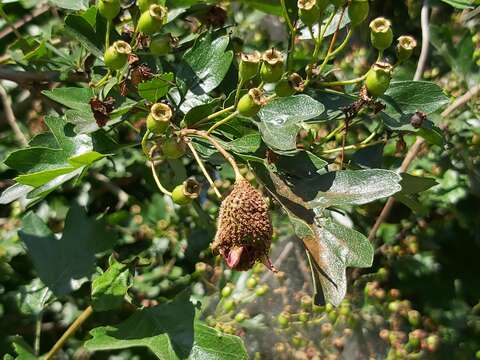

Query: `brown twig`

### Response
(0, 3, 50, 40)
(0, 66, 88, 85)
(0, 83, 28, 146)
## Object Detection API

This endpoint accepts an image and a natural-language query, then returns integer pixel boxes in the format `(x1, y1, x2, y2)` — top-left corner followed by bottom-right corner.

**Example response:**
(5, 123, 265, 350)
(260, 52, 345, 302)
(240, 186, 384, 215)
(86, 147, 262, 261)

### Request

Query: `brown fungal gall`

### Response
(211, 179, 274, 271)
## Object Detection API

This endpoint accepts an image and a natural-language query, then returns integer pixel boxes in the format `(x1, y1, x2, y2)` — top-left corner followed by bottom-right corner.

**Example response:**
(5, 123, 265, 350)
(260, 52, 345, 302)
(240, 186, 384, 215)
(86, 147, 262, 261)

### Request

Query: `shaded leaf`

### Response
(18, 205, 115, 296)
(85, 292, 248, 359)
(138, 73, 175, 103)
(257, 95, 325, 152)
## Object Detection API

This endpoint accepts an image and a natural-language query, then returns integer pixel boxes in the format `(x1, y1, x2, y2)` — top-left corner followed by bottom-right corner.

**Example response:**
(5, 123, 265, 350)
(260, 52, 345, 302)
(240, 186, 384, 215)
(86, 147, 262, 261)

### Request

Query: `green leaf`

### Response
(399, 173, 437, 194)
(49, 0, 89, 10)
(310, 217, 373, 305)
(225, 133, 262, 154)
(64, 14, 103, 57)
(85, 292, 248, 359)
(381, 81, 449, 131)
(16, 278, 53, 316)
(138, 73, 174, 103)
(439, 0, 474, 8)
(182, 33, 233, 93)
(0, 183, 33, 205)
(42, 87, 94, 113)
(18, 205, 115, 296)
(252, 163, 387, 305)
(257, 95, 325, 152)
(182, 98, 222, 127)
(2, 116, 106, 201)
(92, 257, 132, 312)
(291, 169, 402, 209)
(9, 337, 37, 360)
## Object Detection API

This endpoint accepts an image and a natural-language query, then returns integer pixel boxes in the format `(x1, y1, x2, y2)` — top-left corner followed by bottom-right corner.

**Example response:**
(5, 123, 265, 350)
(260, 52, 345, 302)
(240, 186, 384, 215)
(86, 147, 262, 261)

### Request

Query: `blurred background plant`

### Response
(0, 0, 479, 359)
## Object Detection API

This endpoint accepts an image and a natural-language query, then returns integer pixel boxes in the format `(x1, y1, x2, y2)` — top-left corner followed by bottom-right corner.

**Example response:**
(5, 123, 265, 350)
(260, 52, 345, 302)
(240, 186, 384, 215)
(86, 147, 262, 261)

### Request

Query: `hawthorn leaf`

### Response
(225, 133, 262, 154)
(380, 81, 449, 131)
(291, 169, 402, 209)
(85, 292, 248, 359)
(183, 33, 233, 93)
(91, 257, 132, 312)
(182, 98, 222, 127)
(257, 95, 325, 152)
(42, 87, 94, 113)
(138, 73, 174, 102)
(15, 278, 53, 316)
(49, 0, 89, 10)
(18, 205, 115, 296)
(0, 183, 34, 205)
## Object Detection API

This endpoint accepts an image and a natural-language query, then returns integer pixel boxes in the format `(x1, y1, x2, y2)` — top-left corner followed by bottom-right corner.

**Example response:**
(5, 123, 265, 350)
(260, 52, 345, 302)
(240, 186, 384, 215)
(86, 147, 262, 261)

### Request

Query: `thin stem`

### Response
(234, 78, 245, 106)
(181, 129, 243, 181)
(317, 27, 352, 76)
(93, 70, 111, 88)
(0, 6, 24, 40)
(141, 130, 151, 159)
(0, 83, 28, 146)
(192, 105, 235, 127)
(280, 0, 295, 34)
(150, 160, 173, 196)
(280, 0, 296, 70)
(207, 111, 239, 135)
(322, 139, 385, 154)
(105, 20, 111, 49)
(316, 73, 367, 87)
(34, 314, 42, 355)
(186, 141, 222, 199)
(45, 305, 93, 360)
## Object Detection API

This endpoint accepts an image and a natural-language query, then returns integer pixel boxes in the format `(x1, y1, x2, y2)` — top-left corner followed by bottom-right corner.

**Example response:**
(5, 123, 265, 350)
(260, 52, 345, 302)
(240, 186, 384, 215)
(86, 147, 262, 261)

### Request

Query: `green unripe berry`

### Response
(137, 0, 157, 13)
(239, 51, 261, 81)
(292, 333, 304, 347)
(298, 0, 325, 26)
(194, 262, 207, 275)
(277, 311, 290, 328)
(260, 49, 284, 83)
(137, 4, 167, 35)
(475, 350, 480, 359)
(238, 88, 265, 117)
(255, 284, 269, 297)
(275, 73, 304, 97)
(161, 138, 185, 159)
(298, 311, 309, 323)
(300, 295, 312, 309)
(397, 35, 417, 62)
(408, 310, 421, 327)
(246, 276, 258, 289)
(146, 103, 172, 134)
(171, 178, 200, 205)
(365, 62, 393, 97)
(150, 34, 173, 56)
(98, 0, 121, 20)
(348, 0, 369, 27)
(370, 17, 393, 51)
(223, 299, 236, 312)
(325, 303, 334, 312)
(221, 284, 234, 298)
(104, 41, 132, 70)
(235, 311, 248, 323)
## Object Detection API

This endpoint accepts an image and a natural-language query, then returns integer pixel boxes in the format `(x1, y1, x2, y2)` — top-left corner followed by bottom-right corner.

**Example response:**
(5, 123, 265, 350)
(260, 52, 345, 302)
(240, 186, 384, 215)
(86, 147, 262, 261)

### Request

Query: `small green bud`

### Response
(161, 138, 185, 159)
(396, 35, 417, 62)
(370, 17, 393, 51)
(300, 295, 312, 309)
(104, 41, 132, 70)
(325, 303, 334, 313)
(235, 311, 248, 323)
(146, 103, 172, 134)
(237, 88, 265, 117)
(365, 62, 393, 97)
(239, 51, 262, 81)
(98, 0, 121, 20)
(292, 333, 304, 347)
(223, 299, 236, 312)
(277, 311, 290, 328)
(255, 284, 269, 297)
(221, 284, 234, 298)
(150, 34, 173, 56)
(194, 262, 208, 275)
(246, 276, 258, 289)
(260, 49, 284, 83)
(348, 0, 369, 27)
(137, 4, 167, 35)
(171, 178, 200, 205)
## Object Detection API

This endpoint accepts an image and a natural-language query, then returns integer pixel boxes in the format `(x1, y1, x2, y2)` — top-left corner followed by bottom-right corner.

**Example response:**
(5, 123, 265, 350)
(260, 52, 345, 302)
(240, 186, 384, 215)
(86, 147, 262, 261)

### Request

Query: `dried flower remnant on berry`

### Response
(211, 179, 273, 271)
